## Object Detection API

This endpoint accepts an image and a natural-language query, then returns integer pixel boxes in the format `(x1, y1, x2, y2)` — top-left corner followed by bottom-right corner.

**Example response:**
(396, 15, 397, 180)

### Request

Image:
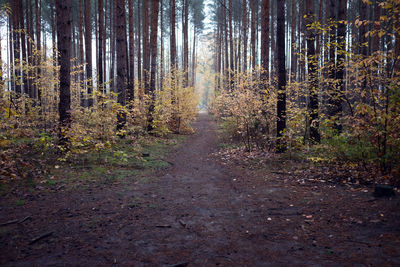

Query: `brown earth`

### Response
(1, 113, 399, 266)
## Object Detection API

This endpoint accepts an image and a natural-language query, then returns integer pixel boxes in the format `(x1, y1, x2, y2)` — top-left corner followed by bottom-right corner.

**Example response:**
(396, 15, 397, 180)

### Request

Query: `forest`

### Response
(0, 0, 399, 265)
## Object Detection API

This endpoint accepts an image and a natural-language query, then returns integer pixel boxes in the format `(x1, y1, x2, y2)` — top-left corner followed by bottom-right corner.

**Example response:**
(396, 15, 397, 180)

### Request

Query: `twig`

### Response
(155, 225, 171, 228)
(0, 219, 18, 226)
(268, 212, 302, 216)
(29, 231, 54, 245)
(169, 262, 189, 267)
(0, 215, 31, 226)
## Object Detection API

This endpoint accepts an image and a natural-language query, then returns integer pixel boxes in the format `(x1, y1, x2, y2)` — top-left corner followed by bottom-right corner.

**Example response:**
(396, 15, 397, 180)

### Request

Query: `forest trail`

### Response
(1, 113, 399, 266)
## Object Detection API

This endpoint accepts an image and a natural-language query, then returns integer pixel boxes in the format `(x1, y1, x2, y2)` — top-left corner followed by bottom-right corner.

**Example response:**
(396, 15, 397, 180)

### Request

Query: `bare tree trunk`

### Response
(170, 0, 177, 71)
(115, 0, 128, 131)
(242, 0, 248, 72)
(85, 0, 93, 107)
(306, 0, 320, 143)
(98, 0, 105, 93)
(250, 0, 256, 70)
(137, 0, 142, 88)
(228, 0, 234, 90)
(79, 0, 85, 105)
(276, 0, 286, 152)
(183, 0, 189, 87)
(128, 0, 135, 100)
(142, 0, 150, 93)
(148, 0, 160, 131)
(35, 0, 41, 102)
(192, 26, 196, 87)
(261, 0, 270, 82)
(55, 0, 72, 144)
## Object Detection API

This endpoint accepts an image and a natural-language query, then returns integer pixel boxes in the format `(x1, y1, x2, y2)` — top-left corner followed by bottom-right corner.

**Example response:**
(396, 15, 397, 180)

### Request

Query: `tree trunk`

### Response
(261, 0, 270, 83)
(79, 0, 85, 105)
(170, 0, 177, 71)
(12, 0, 22, 95)
(306, 0, 320, 143)
(142, 0, 150, 93)
(250, 0, 256, 70)
(228, 0, 234, 90)
(98, 0, 104, 93)
(128, 0, 135, 100)
(192, 27, 196, 87)
(19, 0, 27, 96)
(148, 0, 160, 131)
(276, 0, 287, 152)
(55, 0, 72, 144)
(115, 0, 128, 131)
(35, 0, 41, 102)
(242, 0, 247, 72)
(137, 0, 142, 88)
(183, 0, 189, 87)
(85, 0, 93, 107)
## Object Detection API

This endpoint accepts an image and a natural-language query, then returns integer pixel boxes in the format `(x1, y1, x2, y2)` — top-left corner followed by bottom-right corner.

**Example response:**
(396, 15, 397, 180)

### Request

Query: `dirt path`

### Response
(1, 113, 399, 266)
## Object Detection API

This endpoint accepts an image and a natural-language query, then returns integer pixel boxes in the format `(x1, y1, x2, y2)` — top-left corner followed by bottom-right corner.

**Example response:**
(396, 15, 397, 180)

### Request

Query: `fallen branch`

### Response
(155, 225, 171, 228)
(29, 231, 53, 245)
(169, 262, 189, 267)
(268, 212, 302, 216)
(0, 215, 31, 226)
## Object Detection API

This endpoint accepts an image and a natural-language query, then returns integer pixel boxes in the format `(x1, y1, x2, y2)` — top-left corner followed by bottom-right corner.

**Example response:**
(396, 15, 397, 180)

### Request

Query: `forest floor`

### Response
(0, 113, 399, 266)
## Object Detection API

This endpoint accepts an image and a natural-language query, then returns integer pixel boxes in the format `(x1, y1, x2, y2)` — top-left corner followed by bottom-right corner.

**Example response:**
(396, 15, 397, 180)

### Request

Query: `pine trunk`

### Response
(56, 0, 72, 143)
(276, 0, 287, 152)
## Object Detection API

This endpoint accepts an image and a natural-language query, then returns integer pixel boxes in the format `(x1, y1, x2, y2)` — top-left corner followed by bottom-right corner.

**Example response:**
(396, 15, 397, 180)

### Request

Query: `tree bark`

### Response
(55, 0, 72, 144)
(115, 0, 128, 131)
(250, 0, 256, 70)
(183, 0, 189, 87)
(148, 0, 160, 131)
(85, 0, 93, 107)
(276, 0, 287, 152)
(128, 0, 135, 100)
(98, 0, 105, 93)
(170, 0, 177, 71)
(306, 0, 320, 143)
(242, 0, 248, 72)
(261, 0, 270, 83)
(142, 0, 150, 93)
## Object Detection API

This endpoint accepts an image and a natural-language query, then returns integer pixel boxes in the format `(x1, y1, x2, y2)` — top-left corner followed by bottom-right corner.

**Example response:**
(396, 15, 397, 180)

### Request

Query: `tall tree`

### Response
(148, 0, 160, 131)
(85, 0, 93, 107)
(305, 0, 320, 143)
(98, 0, 104, 93)
(328, 0, 347, 132)
(250, 0, 256, 70)
(115, 0, 128, 131)
(242, 0, 248, 72)
(128, 0, 135, 100)
(35, 0, 41, 102)
(170, 0, 177, 71)
(228, 0, 234, 89)
(55, 0, 72, 144)
(276, 0, 287, 152)
(183, 0, 189, 87)
(261, 0, 270, 82)
(79, 0, 85, 105)
(142, 0, 150, 92)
